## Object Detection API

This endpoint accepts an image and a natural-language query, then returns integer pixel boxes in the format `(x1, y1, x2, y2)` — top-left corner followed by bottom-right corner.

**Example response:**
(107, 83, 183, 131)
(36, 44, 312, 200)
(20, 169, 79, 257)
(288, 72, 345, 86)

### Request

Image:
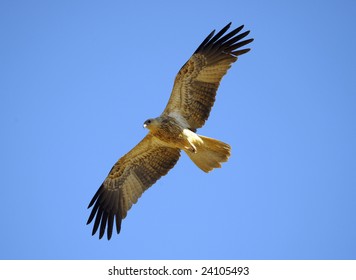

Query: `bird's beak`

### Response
(143, 123, 147, 128)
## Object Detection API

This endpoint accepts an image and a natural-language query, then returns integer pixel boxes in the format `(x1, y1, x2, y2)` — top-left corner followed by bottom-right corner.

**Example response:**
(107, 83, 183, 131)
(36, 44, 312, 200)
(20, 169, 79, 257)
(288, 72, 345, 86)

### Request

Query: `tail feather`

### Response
(185, 135, 231, 173)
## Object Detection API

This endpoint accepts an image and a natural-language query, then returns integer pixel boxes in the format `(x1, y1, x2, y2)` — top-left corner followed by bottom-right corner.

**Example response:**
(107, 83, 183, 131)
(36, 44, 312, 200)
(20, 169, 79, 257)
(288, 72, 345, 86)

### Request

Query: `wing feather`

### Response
(87, 133, 181, 239)
(163, 23, 254, 129)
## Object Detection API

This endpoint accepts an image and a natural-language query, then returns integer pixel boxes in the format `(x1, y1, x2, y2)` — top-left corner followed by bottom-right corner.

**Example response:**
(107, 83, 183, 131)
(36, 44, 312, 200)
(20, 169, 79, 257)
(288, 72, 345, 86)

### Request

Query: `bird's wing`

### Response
(87, 133, 181, 239)
(163, 23, 253, 130)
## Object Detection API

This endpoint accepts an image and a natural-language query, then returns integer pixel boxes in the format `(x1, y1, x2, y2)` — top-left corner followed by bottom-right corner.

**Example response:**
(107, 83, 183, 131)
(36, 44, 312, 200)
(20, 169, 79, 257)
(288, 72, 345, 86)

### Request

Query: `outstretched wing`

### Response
(87, 133, 181, 239)
(163, 23, 253, 130)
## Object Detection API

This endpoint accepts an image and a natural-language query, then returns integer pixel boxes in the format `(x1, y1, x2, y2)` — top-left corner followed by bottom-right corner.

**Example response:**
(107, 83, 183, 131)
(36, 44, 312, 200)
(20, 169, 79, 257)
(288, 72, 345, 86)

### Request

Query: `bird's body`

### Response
(144, 116, 189, 150)
(87, 23, 253, 239)
(144, 115, 230, 171)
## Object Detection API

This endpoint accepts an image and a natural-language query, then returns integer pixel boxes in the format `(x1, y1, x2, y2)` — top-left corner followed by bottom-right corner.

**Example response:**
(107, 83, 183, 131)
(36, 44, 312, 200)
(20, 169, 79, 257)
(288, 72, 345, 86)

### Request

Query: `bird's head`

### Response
(143, 118, 160, 130)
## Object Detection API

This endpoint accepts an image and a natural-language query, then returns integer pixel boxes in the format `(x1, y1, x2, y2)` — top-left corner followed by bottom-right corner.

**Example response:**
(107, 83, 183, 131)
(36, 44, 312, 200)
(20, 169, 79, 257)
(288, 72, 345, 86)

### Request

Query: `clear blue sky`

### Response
(1, 0, 356, 260)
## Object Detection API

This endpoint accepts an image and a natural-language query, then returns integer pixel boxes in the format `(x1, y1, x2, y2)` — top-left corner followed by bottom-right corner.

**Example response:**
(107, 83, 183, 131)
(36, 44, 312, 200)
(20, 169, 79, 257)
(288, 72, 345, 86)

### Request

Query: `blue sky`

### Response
(1, 0, 356, 259)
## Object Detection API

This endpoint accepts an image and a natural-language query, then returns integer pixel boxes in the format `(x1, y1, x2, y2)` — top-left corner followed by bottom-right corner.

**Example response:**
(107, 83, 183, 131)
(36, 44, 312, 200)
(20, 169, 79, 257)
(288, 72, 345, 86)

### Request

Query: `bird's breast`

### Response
(151, 118, 188, 149)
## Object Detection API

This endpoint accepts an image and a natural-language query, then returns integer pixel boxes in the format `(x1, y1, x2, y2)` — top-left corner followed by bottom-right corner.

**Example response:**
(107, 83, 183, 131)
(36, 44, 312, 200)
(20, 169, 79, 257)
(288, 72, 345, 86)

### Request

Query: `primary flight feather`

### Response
(87, 22, 253, 239)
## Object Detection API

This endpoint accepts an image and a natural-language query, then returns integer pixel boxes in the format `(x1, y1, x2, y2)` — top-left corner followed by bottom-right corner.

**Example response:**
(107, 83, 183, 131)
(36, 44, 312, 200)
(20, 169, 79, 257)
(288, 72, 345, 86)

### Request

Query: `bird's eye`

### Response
(147, 120, 151, 124)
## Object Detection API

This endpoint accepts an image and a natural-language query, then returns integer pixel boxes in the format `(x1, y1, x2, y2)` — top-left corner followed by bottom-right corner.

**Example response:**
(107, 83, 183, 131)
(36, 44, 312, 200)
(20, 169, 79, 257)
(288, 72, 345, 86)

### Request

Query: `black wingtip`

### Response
(87, 184, 104, 208)
(87, 184, 122, 240)
(99, 212, 108, 239)
(86, 200, 99, 225)
(232, 48, 251, 56)
(107, 214, 114, 240)
(92, 208, 102, 236)
(194, 29, 216, 53)
(194, 23, 253, 58)
(225, 22, 232, 29)
(116, 215, 122, 234)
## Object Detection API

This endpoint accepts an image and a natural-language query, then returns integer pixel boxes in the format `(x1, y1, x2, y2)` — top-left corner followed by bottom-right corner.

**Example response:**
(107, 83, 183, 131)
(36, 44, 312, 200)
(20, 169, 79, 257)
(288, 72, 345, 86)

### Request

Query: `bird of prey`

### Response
(87, 22, 253, 239)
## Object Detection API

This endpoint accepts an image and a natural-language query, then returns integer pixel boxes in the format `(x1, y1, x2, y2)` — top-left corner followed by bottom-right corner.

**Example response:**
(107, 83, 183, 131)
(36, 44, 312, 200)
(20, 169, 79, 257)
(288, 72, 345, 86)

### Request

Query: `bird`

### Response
(87, 22, 253, 239)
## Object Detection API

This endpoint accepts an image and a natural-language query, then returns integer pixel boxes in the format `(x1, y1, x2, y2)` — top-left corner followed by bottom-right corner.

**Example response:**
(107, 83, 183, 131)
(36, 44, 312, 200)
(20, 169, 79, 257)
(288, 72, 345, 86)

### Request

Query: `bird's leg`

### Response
(187, 143, 197, 153)
(182, 129, 203, 154)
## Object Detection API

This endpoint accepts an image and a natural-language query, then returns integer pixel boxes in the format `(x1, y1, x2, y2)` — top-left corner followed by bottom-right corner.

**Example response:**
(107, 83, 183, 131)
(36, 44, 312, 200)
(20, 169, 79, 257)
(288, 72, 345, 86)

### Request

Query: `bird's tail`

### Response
(185, 135, 231, 173)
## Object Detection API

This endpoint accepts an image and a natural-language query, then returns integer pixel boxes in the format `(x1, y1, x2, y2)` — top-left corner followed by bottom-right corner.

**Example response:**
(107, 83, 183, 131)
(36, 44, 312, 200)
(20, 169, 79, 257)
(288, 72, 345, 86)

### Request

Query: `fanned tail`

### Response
(185, 135, 231, 173)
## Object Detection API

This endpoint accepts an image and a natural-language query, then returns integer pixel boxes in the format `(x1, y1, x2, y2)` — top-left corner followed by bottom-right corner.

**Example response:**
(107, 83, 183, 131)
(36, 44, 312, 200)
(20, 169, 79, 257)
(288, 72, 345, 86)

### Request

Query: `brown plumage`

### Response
(87, 22, 253, 239)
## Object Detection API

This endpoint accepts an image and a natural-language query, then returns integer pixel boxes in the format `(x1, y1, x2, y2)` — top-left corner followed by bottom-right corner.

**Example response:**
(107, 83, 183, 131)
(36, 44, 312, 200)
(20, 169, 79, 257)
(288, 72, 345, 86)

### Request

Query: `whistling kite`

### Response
(87, 23, 253, 239)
